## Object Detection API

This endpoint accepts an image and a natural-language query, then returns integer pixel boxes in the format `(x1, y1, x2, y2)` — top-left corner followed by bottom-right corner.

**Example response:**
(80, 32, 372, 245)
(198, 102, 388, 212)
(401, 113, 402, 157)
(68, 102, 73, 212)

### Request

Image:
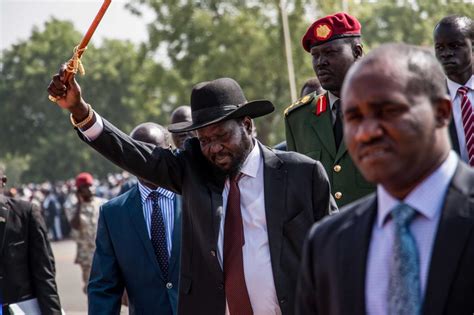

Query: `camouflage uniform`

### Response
(71, 197, 107, 292)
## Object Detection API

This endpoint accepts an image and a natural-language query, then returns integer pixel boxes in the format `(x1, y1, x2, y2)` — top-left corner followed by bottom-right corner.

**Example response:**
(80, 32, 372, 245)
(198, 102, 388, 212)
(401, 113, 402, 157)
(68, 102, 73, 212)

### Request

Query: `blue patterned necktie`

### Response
(388, 203, 421, 315)
(149, 191, 169, 279)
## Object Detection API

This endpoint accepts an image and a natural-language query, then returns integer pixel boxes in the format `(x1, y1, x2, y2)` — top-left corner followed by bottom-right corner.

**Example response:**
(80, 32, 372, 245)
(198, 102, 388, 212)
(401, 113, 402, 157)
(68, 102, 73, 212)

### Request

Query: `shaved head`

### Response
(434, 15, 474, 40)
(171, 106, 192, 124)
(170, 105, 196, 150)
(130, 122, 170, 149)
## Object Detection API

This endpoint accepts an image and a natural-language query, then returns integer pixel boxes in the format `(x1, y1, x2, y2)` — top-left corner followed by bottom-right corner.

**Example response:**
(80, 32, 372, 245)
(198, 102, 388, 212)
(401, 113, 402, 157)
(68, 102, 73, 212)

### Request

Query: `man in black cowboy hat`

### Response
(47, 70, 337, 315)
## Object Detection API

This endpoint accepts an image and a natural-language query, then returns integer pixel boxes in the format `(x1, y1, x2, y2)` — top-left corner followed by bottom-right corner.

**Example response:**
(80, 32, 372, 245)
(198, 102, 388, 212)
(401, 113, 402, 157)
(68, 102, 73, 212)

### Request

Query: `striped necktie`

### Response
(458, 86, 474, 166)
(388, 203, 421, 315)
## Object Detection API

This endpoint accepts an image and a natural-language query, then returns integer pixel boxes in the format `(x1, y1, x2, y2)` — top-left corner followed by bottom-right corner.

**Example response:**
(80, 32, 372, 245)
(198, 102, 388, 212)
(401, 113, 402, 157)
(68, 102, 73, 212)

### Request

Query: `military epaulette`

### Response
(284, 93, 315, 116)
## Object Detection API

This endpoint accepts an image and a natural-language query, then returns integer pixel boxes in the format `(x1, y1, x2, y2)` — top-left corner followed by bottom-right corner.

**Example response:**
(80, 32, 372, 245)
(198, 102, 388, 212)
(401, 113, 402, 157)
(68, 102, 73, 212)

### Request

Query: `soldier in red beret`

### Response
(69, 172, 107, 294)
(285, 12, 375, 207)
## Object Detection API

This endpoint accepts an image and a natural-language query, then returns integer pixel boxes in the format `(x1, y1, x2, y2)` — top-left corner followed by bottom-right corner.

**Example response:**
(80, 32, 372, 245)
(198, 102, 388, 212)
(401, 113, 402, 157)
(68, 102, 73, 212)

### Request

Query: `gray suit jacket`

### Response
(80, 119, 336, 315)
(296, 161, 474, 315)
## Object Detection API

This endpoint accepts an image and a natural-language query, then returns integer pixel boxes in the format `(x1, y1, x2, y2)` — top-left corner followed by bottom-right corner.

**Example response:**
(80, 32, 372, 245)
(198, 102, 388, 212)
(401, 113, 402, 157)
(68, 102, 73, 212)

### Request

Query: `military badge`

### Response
(315, 24, 332, 41)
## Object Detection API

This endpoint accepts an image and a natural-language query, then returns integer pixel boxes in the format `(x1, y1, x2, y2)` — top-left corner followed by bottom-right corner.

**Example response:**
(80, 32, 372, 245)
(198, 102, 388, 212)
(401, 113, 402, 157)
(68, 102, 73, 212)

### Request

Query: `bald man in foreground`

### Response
(88, 123, 182, 315)
(296, 43, 474, 315)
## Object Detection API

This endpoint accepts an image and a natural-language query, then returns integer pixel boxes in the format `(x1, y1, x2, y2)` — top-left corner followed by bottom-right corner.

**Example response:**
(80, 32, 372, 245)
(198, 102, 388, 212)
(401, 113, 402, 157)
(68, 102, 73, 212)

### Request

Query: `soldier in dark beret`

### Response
(285, 12, 375, 207)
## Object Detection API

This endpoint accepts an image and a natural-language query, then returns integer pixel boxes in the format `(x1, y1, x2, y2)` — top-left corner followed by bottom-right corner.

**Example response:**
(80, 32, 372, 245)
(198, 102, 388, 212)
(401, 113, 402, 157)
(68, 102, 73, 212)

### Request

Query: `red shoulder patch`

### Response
(315, 94, 327, 116)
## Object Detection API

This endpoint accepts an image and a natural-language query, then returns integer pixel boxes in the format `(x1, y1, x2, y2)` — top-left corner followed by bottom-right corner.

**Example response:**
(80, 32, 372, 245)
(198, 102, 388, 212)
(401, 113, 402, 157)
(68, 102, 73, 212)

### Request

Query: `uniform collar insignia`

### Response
(315, 94, 328, 116)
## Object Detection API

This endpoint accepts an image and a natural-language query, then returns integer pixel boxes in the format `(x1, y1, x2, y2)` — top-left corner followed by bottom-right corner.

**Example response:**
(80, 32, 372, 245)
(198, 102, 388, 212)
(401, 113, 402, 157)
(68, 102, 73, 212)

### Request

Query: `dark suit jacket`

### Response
(80, 119, 336, 315)
(296, 161, 474, 315)
(449, 116, 460, 154)
(0, 196, 61, 314)
(88, 184, 181, 315)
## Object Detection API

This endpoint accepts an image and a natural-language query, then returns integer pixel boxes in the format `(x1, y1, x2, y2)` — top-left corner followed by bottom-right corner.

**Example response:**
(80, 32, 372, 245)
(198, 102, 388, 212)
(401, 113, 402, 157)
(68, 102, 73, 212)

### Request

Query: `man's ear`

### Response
(353, 43, 363, 60)
(434, 97, 452, 128)
(242, 116, 253, 134)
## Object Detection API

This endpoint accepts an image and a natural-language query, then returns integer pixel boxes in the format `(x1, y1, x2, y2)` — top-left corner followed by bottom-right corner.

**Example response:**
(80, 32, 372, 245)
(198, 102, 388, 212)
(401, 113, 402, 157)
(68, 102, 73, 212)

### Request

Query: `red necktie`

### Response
(458, 86, 474, 166)
(223, 173, 253, 315)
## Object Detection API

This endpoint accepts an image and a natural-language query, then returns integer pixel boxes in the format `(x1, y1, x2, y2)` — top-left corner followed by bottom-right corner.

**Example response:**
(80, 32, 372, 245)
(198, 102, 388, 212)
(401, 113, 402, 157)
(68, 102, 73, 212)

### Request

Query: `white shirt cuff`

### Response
(80, 112, 104, 141)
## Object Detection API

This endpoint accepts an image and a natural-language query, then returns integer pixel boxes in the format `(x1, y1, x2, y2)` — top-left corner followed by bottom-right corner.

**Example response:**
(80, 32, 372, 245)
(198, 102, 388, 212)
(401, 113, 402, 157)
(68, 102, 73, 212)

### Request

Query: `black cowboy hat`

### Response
(168, 78, 274, 133)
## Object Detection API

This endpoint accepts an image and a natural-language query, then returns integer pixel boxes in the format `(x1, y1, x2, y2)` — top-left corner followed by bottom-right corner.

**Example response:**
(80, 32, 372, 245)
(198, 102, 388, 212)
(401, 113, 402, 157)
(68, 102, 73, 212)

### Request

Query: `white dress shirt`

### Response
(447, 75, 474, 163)
(81, 113, 104, 141)
(365, 151, 458, 315)
(218, 141, 281, 315)
(82, 115, 281, 314)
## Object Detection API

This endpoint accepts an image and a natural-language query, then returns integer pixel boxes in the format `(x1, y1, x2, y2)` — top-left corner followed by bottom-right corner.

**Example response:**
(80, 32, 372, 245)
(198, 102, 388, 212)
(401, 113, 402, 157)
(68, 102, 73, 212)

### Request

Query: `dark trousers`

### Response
(2, 304, 11, 315)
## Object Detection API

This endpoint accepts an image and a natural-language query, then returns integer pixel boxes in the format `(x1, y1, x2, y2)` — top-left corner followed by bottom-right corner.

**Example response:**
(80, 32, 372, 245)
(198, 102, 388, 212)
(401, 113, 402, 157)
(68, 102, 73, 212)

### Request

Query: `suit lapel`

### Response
(168, 195, 182, 275)
(334, 139, 348, 162)
(339, 196, 377, 314)
(0, 197, 9, 255)
(422, 163, 474, 315)
(210, 185, 224, 273)
(448, 117, 460, 155)
(446, 81, 460, 155)
(308, 94, 337, 159)
(260, 145, 287, 295)
(127, 186, 165, 281)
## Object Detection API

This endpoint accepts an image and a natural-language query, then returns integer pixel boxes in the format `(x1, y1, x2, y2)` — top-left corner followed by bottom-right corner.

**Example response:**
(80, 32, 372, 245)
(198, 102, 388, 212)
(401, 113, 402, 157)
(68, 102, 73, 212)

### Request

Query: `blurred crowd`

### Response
(3, 171, 134, 242)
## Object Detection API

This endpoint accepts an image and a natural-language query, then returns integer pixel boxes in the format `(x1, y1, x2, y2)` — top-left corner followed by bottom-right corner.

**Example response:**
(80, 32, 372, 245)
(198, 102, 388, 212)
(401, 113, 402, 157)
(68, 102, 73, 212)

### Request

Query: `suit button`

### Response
(166, 282, 173, 289)
(279, 299, 286, 304)
(210, 250, 216, 257)
(218, 283, 224, 290)
(333, 164, 342, 172)
(334, 192, 343, 200)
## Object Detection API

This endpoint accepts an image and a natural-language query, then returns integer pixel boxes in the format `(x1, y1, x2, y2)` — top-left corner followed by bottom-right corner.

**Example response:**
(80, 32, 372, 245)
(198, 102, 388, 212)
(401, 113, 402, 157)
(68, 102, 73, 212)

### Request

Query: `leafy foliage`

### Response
(0, 19, 172, 181)
(1, 1, 473, 182)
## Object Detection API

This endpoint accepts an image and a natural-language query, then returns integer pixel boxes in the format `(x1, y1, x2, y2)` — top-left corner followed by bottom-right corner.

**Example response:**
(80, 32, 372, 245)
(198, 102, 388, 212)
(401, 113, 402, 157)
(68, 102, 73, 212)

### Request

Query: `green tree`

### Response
(126, 0, 315, 145)
(127, 0, 473, 145)
(316, 0, 474, 49)
(0, 19, 172, 182)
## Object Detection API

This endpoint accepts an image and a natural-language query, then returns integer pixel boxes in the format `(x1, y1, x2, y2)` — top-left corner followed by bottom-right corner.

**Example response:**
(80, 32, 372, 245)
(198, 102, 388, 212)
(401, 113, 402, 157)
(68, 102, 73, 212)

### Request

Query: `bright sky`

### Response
(0, 0, 154, 51)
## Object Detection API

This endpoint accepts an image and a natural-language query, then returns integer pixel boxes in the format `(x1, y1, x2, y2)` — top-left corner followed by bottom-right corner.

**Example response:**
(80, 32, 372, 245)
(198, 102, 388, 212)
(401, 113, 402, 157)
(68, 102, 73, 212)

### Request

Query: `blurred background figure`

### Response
(0, 166, 62, 314)
(42, 184, 64, 241)
(300, 77, 324, 97)
(170, 105, 196, 150)
(433, 15, 474, 166)
(69, 172, 107, 294)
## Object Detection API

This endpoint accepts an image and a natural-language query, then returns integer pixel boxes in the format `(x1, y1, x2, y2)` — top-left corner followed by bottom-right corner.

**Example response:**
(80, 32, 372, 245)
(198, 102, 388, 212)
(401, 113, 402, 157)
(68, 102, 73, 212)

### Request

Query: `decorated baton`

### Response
(49, 0, 112, 102)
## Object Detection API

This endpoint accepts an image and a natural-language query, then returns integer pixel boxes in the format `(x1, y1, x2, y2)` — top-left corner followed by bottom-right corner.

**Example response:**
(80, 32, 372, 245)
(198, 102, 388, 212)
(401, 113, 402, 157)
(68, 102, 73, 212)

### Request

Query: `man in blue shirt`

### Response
(88, 122, 182, 315)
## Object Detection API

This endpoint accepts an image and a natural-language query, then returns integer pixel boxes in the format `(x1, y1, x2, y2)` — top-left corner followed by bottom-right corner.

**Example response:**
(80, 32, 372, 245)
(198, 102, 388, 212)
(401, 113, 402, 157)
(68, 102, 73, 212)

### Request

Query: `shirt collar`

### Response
(327, 91, 340, 109)
(376, 151, 458, 227)
(138, 182, 175, 205)
(447, 75, 474, 102)
(239, 140, 262, 179)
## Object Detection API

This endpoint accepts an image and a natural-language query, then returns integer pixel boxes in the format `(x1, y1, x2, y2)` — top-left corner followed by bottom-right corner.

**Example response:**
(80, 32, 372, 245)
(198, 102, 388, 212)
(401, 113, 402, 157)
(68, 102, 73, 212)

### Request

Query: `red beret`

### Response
(302, 12, 361, 52)
(75, 172, 94, 187)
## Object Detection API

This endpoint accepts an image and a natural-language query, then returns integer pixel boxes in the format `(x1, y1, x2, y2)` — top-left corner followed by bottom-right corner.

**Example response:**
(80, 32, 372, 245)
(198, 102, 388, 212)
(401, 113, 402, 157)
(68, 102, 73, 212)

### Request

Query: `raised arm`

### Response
(47, 68, 185, 193)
